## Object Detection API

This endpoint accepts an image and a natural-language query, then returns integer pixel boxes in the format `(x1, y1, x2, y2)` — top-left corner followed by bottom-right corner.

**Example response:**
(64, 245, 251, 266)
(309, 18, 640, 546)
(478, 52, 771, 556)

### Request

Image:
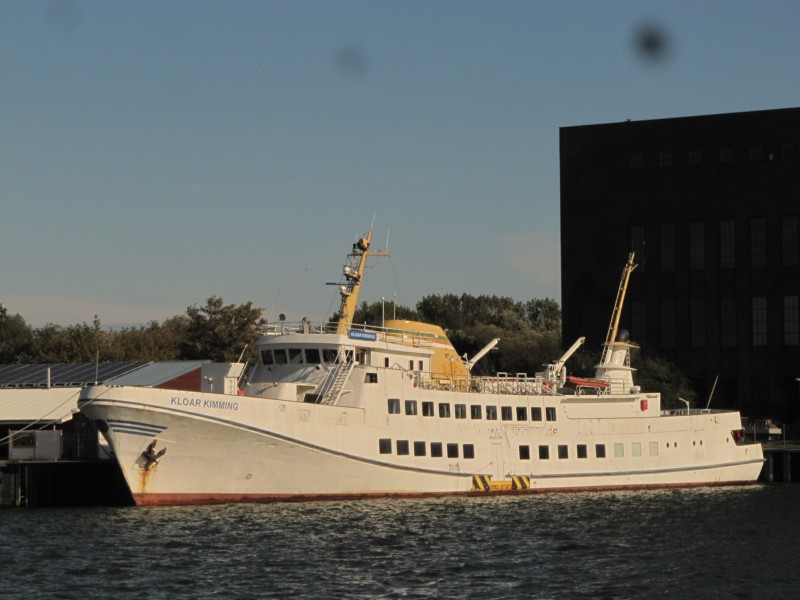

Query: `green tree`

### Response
(631, 352, 698, 410)
(180, 296, 265, 362)
(0, 304, 33, 362)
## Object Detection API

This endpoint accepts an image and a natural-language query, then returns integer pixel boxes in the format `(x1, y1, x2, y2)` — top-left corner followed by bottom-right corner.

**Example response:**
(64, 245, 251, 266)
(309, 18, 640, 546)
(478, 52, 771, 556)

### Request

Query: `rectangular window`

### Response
(595, 444, 606, 458)
(631, 225, 646, 271)
(261, 350, 274, 365)
(721, 298, 736, 348)
(486, 406, 498, 420)
(661, 300, 676, 349)
(649, 441, 659, 456)
(396, 440, 409, 455)
(431, 442, 443, 457)
(463, 444, 475, 459)
(718, 147, 733, 164)
(749, 145, 763, 161)
(519, 445, 531, 460)
(470, 405, 483, 420)
(439, 403, 451, 418)
(753, 297, 768, 346)
(690, 221, 705, 270)
(455, 404, 467, 419)
(783, 216, 799, 266)
(288, 348, 303, 364)
(577, 444, 588, 459)
(304, 348, 321, 364)
(422, 401, 435, 417)
(751, 218, 766, 268)
(688, 149, 702, 165)
(516, 406, 527, 421)
(658, 152, 672, 168)
(614, 443, 624, 458)
(691, 299, 706, 348)
(388, 398, 400, 414)
(501, 406, 513, 421)
(414, 441, 426, 457)
(632, 442, 642, 457)
(629, 154, 643, 170)
(446, 443, 459, 459)
(531, 407, 542, 422)
(785, 296, 799, 345)
(384, 357, 390, 368)
(538, 445, 550, 460)
(322, 349, 338, 363)
(405, 400, 418, 416)
(558, 445, 569, 459)
(378, 439, 392, 454)
(273, 349, 288, 365)
(660, 223, 675, 271)
(720, 220, 735, 268)
(545, 407, 557, 421)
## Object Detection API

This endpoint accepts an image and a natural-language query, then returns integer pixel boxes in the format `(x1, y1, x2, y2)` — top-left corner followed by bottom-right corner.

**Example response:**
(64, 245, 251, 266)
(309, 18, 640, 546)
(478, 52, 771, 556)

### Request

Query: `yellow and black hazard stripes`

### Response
(472, 474, 531, 492)
(472, 474, 492, 491)
(511, 475, 530, 490)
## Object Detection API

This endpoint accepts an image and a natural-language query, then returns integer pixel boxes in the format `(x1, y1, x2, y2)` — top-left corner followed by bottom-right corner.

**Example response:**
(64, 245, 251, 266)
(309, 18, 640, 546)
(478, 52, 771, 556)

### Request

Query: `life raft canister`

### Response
(640, 398, 648, 411)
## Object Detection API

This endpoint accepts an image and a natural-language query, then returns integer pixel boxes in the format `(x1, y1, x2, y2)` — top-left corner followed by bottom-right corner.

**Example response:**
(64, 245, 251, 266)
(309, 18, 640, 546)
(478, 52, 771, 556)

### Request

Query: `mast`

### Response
(600, 251, 637, 366)
(334, 228, 388, 334)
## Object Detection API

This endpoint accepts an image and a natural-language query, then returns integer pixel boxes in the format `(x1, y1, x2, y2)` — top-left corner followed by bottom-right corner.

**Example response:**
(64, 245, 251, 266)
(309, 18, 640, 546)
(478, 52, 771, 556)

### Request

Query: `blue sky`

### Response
(2, 1, 798, 327)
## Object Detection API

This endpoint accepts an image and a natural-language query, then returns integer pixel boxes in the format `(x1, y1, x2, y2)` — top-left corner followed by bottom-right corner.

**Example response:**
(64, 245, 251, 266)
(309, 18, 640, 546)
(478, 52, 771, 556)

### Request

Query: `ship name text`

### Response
(170, 396, 240, 411)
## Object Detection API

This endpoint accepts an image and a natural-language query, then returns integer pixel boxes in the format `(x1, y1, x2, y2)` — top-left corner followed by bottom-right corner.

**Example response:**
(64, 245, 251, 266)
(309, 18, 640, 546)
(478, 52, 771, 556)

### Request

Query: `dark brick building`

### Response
(560, 107, 800, 424)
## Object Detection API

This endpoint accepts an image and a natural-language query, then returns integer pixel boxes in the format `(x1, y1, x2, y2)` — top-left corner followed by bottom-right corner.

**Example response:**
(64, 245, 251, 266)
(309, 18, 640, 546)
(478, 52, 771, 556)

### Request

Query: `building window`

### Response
(785, 296, 799, 345)
(718, 147, 733, 164)
(486, 406, 497, 420)
(688, 149, 702, 166)
(396, 440, 409, 455)
(721, 298, 737, 348)
(519, 445, 530, 460)
(438, 403, 451, 418)
(531, 407, 542, 422)
(661, 300, 676, 349)
(558, 445, 569, 459)
(595, 444, 606, 458)
(632, 301, 646, 346)
(538, 445, 550, 460)
(378, 439, 392, 454)
(431, 442, 443, 457)
(783, 216, 798, 266)
(749, 145, 763, 161)
(405, 400, 418, 416)
(577, 444, 588, 459)
(689, 221, 705, 270)
(629, 154, 643, 170)
(501, 406, 513, 421)
(422, 401, 435, 417)
(631, 225, 646, 271)
(414, 441, 426, 456)
(470, 405, 482, 420)
(388, 398, 400, 414)
(691, 299, 706, 348)
(446, 443, 459, 459)
(658, 152, 672, 168)
(753, 297, 767, 346)
(751, 218, 766, 268)
(516, 406, 527, 421)
(720, 220, 735, 268)
(545, 407, 557, 421)
(660, 223, 675, 271)
(463, 444, 475, 459)
(455, 404, 467, 419)
(781, 143, 795, 159)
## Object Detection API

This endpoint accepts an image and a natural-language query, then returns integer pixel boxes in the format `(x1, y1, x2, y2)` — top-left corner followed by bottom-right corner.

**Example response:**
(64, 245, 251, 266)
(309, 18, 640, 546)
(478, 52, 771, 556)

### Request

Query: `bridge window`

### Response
(273, 350, 288, 365)
(288, 348, 303, 363)
(261, 350, 274, 365)
(378, 439, 391, 454)
(305, 348, 321, 364)
(387, 398, 400, 414)
(322, 349, 338, 363)
(438, 403, 451, 418)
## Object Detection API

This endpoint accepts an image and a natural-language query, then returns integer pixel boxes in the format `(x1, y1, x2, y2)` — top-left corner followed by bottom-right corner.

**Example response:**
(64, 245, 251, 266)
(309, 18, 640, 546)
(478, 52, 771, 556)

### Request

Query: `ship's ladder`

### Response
(318, 350, 356, 405)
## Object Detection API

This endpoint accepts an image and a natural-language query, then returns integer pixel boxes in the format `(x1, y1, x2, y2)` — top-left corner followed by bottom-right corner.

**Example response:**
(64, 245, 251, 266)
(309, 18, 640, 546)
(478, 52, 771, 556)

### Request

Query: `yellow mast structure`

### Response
(600, 251, 638, 366)
(335, 228, 388, 334)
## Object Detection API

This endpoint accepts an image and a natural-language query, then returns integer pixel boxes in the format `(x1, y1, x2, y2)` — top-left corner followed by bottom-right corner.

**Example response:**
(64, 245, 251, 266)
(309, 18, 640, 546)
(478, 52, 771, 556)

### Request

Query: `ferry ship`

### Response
(78, 229, 764, 506)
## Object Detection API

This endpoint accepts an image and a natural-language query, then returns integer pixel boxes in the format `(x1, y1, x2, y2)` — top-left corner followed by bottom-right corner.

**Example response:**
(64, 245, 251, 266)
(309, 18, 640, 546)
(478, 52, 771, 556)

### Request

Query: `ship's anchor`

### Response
(141, 440, 167, 470)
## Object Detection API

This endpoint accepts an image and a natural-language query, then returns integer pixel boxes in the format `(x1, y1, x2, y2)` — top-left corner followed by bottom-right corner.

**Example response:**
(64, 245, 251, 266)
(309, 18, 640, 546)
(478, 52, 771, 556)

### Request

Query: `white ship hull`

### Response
(79, 382, 764, 506)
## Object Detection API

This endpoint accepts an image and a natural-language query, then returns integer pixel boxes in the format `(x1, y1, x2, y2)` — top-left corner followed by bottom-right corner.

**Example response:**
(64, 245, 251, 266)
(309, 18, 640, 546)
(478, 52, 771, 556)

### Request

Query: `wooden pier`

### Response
(760, 447, 800, 483)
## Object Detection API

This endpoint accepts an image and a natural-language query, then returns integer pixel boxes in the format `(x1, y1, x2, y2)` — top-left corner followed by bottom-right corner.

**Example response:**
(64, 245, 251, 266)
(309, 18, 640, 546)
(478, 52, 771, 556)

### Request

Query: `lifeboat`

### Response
(565, 375, 609, 390)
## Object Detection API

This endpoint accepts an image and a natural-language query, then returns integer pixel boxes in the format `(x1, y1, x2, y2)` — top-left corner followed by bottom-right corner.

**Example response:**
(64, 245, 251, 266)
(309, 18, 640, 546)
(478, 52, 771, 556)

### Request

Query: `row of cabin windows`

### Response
(261, 348, 340, 366)
(388, 399, 557, 422)
(379, 439, 475, 459)
(519, 441, 661, 460)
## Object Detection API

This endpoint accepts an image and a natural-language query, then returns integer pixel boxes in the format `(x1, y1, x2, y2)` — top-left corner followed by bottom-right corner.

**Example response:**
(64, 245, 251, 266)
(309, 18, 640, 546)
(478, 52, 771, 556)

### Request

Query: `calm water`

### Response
(2, 485, 799, 599)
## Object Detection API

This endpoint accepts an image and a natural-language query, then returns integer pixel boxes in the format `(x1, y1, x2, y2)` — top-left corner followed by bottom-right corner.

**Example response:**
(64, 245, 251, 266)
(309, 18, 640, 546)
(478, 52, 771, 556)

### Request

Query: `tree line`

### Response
(0, 293, 695, 407)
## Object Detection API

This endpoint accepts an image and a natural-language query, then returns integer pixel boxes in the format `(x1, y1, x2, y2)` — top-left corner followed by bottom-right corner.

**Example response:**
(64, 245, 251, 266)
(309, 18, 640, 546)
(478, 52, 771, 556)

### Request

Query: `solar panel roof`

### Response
(0, 362, 149, 388)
